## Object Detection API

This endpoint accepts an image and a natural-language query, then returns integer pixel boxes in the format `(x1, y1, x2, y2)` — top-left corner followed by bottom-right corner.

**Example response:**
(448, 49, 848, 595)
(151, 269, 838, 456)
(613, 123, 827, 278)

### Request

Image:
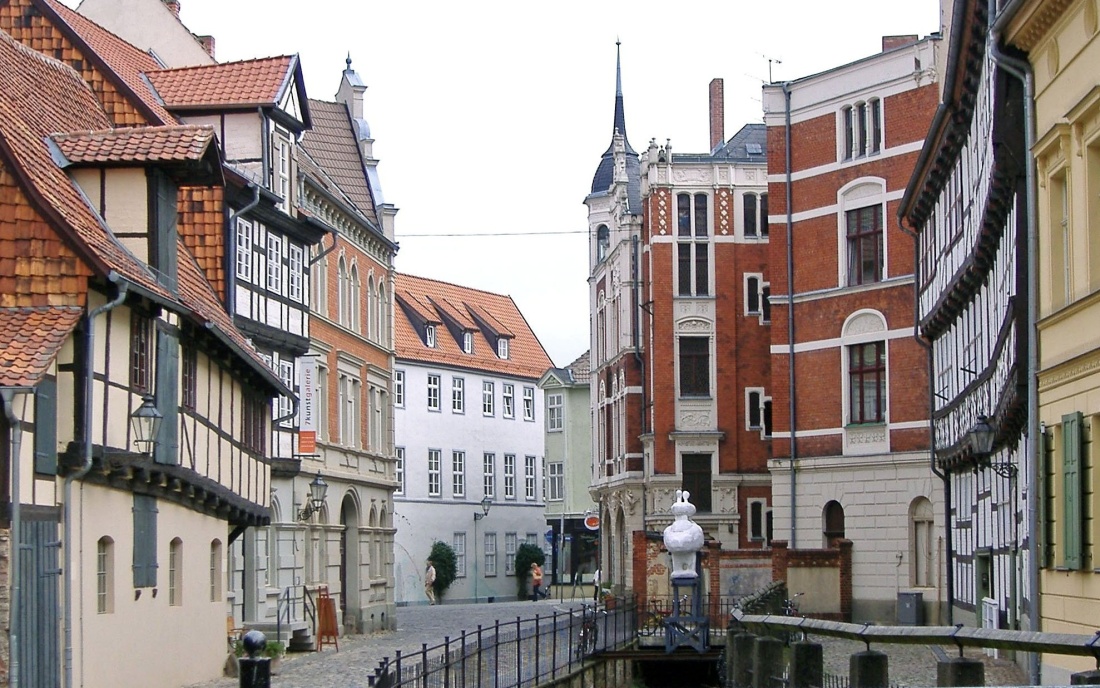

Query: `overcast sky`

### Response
(67, 0, 941, 367)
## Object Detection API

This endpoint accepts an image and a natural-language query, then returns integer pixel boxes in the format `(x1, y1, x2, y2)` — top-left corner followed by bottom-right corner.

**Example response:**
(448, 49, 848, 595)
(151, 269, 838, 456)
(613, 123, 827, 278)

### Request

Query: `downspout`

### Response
(782, 82, 797, 548)
(309, 227, 339, 267)
(2, 387, 31, 688)
(64, 274, 127, 688)
(989, 3, 1039, 683)
(899, 215, 954, 625)
(226, 184, 262, 316)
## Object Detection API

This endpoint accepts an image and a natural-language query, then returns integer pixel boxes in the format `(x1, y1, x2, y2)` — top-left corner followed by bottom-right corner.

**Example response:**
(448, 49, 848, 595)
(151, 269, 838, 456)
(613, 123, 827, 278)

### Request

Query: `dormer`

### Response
(466, 303, 514, 360)
(395, 291, 441, 349)
(50, 125, 223, 291)
(428, 296, 479, 355)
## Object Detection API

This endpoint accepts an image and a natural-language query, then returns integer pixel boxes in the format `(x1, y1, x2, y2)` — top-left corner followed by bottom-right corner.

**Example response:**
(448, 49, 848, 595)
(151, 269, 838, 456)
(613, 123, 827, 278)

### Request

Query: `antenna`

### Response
(763, 55, 782, 83)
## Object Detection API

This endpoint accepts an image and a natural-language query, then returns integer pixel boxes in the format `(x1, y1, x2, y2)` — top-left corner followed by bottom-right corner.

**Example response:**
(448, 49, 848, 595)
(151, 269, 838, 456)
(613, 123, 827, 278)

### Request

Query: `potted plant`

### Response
(600, 582, 616, 609)
(232, 638, 286, 675)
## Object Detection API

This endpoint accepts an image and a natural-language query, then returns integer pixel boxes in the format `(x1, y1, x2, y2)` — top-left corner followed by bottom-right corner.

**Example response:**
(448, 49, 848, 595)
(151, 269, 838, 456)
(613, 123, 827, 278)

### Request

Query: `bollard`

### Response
(730, 632, 756, 688)
(789, 641, 823, 688)
(850, 649, 889, 688)
(1071, 670, 1100, 685)
(238, 630, 271, 688)
(936, 656, 984, 687)
(751, 636, 784, 688)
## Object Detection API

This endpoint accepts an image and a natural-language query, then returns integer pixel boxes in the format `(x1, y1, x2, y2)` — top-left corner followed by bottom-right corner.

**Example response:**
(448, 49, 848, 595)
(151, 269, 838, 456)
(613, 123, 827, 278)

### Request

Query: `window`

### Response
(288, 244, 303, 302)
(824, 501, 845, 544)
(745, 275, 762, 315)
(276, 137, 291, 211)
(453, 532, 466, 578)
(426, 325, 436, 348)
(266, 234, 283, 293)
(909, 498, 934, 586)
(857, 102, 867, 156)
(870, 99, 882, 154)
(350, 266, 361, 333)
(502, 384, 515, 418)
(484, 532, 497, 576)
(762, 284, 771, 322)
(679, 336, 710, 397)
(677, 193, 710, 296)
(747, 388, 764, 429)
(337, 258, 349, 326)
(394, 370, 405, 408)
(97, 537, 114, 613)
(483, 452, 495, 498)
(504, 454, 516, 499)
(132, 494, 158, 587)
(505, 533, 518, 575)
(524, 455, 536, 500)
(452, 377, 465, 413)
(681, 454, 712, 512)
(522, 386, 535, 421)
(547, 393, 563, 431)
(596, 224, 610, 262)
(763, 398, 773, 436)
(498, 338, 510, 359)
(1062, 412, 1084, 569)
(311, 248, 327, 316)
(846, 205, 883, 286)
(548, 462, 564, 501)
(526, 533, 538, 546)
(130, 312, 152, 393)
(744, 193, 758, 237)
(181, 345, 196, 411)
(317, 366, 329, 442)
(241, 394, 267, 456)
(235, 219, 252, 281)
(169, 537, 183, 606)
(463, 331, 473, 354)
(841, 101, 882, 161)
(482, 381, 494, 416)
(452, 451, 466, 498)
(842, 106, 854, 161)
(760, 193, 769, 237)
(428, 449, 442, 497)
(209, 539, 222, 602)
(748, 499, 770, 542)
(395, 447, 405, 495)
(1051, 170, 1071, 308)
(338, 374, 361, 447)
(427, 374, 441, 411)
(848, 342, 885, 424)
(278, 360, 294, 423)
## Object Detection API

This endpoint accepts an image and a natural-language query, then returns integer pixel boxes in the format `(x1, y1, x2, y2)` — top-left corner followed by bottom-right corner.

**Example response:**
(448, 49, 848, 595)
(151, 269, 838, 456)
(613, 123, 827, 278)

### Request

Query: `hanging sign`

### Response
(583, 513, 600, 531)
(298, 356, 317, 454)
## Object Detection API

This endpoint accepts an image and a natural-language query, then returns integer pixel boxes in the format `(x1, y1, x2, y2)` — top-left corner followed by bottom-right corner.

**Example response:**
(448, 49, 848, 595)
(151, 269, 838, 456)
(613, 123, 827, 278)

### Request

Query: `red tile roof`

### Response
(395, 273, 552, 380)
(52, 125, 215, 165)
(0, 306, 83, 387)
(147, 56, 296, 109)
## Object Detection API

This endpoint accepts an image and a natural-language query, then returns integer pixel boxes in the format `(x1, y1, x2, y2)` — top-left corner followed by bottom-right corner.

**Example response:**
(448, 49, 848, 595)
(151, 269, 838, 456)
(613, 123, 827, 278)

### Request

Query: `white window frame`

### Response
(276, 136, 291, 211)
(452, 377, 465, 414)
(235, 218, 252, 281)
(504, 454, 516, 500)
(168, 538, 182, 606)
(504, 533, 517, 575)
(395, 447, 405, 495)
(502, 384, 515, 419)
(548, 461, 564, 501)
(453, 532, 466, 578)
(266, 234, 283, 293)
(428, 449, 442, 497)
(338, 373, 361, 448)
(288, 244, 303, 303)
(746, 387, 765, 430)
(427, 374, 440, 412)
(747, 498, 770, 542)
(547, 393, 563, 431)
(498, 338, 509, 359)
(97, 537, 113, 614)
(482, 381, 494, 416)
(394, 370, 405, 408)
(426, 325, 436, 348)
(278, 360, 294, 424)
(524, 455, 536, 501)
(483, 452, 495, 498)
(484, 532, 497, 576)
(522, 386, 535, 421)
(744, 274, 763, 315)
(452, 450, 466, 498)
(463, 331, 473, 354)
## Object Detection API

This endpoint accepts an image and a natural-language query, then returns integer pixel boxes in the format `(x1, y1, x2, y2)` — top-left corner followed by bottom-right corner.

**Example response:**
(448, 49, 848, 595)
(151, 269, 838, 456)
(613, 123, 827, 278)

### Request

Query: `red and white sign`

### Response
(298, 357, 317, 454)
(583, 514, 600, 531)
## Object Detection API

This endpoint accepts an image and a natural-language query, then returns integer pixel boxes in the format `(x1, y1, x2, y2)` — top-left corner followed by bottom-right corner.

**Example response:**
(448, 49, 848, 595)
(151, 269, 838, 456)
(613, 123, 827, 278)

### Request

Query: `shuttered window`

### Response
(34, 377, 57, 475)
(132, 494, 158, 587)
(1063, 412, 1084, 570)
(154, 327, 179, 465)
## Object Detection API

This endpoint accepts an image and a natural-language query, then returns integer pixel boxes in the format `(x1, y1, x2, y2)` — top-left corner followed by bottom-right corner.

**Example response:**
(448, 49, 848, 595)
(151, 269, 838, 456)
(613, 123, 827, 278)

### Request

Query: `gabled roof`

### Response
(395, 273, 552, 380)
(539, 350, 591, 389)
(51, 124, 215, 165)
(146, 55, 312, 128)
(0, 306, 83, 387)
(300, 99, 378, 226)
(674, 123, 767, 164)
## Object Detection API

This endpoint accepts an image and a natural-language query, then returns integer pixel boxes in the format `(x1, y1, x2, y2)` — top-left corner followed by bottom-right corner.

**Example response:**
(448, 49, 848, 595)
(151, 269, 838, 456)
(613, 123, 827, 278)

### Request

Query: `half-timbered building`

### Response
(0, 28, 285, 688)
(900, 0, 1032, 633)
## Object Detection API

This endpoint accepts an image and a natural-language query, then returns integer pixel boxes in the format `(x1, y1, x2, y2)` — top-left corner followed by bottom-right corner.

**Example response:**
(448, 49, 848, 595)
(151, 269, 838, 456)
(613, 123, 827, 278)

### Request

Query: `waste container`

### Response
(897, 591, 924, 625)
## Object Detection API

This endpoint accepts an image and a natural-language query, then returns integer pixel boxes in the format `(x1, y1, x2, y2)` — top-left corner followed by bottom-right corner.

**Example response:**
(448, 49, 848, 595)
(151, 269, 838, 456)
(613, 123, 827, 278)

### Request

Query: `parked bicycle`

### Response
(781, 592, 805, 644)
(575, 604, 603, 656)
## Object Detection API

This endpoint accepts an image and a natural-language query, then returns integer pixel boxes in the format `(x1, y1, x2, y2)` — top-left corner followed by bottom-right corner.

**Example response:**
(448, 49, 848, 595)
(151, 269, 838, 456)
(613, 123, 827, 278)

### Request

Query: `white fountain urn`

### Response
(662, 490, 704, 579)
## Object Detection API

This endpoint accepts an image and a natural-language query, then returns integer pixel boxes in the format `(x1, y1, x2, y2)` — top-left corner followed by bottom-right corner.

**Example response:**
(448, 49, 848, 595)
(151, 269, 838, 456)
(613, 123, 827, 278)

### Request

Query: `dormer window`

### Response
(463, 331, 473, 354)
(596, 224, 610, 262)
(497, 338, 509, 359)
(426, 325, 436, 348)
(275, 132, 291, 212)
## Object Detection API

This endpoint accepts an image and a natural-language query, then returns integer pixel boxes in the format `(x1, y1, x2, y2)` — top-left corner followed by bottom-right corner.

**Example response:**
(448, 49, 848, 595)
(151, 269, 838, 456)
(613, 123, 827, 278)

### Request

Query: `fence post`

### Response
(494, 621, 500, 688)
(936, 656, 984, 687)
(461, 630, 468, 688)
(551, 611, 558, 681)
(731, 631, 756, 688)
(476, 626, 483, 688)
(790, 641, 824, 688)
(534, 614, 540, 685)
(444, 636, 451, 688)
(395, 650, 403, 688)
(751, 636, 783, 688)
(515, 617, 522, 688)
(850, 649, 889, 688)
(422, 642, 429, 688)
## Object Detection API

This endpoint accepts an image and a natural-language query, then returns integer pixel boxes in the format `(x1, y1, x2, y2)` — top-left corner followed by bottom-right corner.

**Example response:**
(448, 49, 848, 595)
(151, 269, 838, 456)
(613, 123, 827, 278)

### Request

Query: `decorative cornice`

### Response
(1007, 0, 1076, 51)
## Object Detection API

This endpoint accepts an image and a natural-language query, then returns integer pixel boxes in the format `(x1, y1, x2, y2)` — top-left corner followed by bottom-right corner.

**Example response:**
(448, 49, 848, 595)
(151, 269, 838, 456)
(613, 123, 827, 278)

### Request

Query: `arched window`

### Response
(312, 249, 327, 317)
(909, 497, 935, 587)
(337, 257, 348, 326)
(823, 501, 845, 546)
(350, 266, 361, 333)
(596, 224, 610, 262)
(367, 274, 376, 340)
(169, 537, 183, 606)
(210, 539, 223, 602)
(97, 536, 114, 614)
(378, 283, 388, 346)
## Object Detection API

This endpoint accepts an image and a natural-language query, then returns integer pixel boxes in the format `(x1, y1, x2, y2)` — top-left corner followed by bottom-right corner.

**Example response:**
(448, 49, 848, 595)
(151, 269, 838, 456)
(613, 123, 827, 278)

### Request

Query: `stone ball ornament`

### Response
(242, 630, 268, 658)
(662, 489, 705, 579)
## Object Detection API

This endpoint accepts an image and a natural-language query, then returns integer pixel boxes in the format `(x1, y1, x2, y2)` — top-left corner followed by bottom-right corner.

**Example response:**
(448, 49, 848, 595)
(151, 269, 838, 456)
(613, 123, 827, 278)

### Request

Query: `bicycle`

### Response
(638, 598, 671, 636)
(575, 604, 601, 656)
(781, 592, 805, 644)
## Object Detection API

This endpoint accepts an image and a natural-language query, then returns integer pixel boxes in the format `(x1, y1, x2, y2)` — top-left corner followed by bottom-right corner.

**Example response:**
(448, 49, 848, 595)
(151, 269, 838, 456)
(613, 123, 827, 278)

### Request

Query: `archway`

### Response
(340, 491, 361, 630)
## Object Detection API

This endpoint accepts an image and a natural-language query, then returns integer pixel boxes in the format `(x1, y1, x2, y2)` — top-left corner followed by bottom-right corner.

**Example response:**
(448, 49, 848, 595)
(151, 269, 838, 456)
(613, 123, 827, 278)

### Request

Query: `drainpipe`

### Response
(2, 386, 31, 688)
(782, 82, 797, 548)
(64, 274, 128, 688)
(226, 184, 262, 315)
(989, 2, 1039, 683)
(309, 227, 339, 268)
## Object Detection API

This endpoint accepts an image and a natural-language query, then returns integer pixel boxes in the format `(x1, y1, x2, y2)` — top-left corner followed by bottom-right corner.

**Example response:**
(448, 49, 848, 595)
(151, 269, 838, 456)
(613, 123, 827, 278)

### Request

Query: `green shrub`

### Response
(429, 540, 458, 601)
(233, 638, 285, 659)
(514, 543, 546, 598)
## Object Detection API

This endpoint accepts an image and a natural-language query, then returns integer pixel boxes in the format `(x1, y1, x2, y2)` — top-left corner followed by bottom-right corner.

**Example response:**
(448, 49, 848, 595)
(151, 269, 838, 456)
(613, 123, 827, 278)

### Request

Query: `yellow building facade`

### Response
(1007, 0, 1100, 683)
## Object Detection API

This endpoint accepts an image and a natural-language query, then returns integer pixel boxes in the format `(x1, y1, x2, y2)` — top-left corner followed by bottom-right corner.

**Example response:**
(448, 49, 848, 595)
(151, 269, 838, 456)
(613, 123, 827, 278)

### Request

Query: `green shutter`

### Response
(1063, 411, 1083, 570)
(132, 494, 158, 587)
(153, 327, 179, 465)
(148, 170, 178, 291)
(33, 378, 57, 475)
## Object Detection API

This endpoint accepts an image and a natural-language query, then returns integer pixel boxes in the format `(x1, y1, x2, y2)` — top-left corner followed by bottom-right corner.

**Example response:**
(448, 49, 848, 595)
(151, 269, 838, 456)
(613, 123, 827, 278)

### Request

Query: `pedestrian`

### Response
(530, 562, 543, 601)
(425, 559, 437, 605)
(592, 568, 600, 603)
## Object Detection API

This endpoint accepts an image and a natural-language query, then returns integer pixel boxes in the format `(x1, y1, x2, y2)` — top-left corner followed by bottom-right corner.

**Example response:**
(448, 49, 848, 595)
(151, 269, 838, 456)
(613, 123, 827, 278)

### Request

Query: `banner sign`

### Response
(298, 356, 317, 454)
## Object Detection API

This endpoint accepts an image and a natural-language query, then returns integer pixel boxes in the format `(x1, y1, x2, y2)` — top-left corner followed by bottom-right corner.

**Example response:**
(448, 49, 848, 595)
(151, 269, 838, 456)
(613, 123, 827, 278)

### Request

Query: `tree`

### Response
(429, 540, 457, 601)
(514, 543, 546, 598)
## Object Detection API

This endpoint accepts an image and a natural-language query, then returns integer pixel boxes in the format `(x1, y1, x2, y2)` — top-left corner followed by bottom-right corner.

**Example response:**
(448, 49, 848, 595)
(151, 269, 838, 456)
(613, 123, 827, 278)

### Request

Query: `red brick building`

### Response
(763, 35, 943, 622)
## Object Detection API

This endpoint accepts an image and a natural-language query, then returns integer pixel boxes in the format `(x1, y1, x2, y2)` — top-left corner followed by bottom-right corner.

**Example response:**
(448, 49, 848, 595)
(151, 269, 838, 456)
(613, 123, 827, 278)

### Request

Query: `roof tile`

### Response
(52, 125, 215, 165)
(147, 56, 295, 109)
(0, 306, 83, 387)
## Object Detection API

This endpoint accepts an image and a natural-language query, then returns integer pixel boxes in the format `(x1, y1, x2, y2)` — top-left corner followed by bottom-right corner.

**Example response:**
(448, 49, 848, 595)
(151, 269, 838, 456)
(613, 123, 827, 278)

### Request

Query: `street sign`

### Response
(545, 529, 554, 544)
(583, 514, 600, 531)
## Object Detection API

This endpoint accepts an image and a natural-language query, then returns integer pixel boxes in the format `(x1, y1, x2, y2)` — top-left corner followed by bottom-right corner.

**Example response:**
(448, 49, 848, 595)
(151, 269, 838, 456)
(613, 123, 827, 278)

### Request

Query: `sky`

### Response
(67, 0, 941, 367)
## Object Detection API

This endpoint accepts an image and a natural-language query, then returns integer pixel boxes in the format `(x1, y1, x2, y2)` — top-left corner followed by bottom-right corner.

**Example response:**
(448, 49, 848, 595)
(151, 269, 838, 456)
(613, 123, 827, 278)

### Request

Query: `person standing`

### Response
(425, 559, 437, 605)
(530, 562, 543, 601)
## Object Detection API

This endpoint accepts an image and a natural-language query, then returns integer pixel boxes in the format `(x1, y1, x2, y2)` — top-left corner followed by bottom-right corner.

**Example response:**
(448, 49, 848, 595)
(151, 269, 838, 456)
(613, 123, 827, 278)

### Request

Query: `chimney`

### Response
(161, 0, 180, 17)
(709, 78, 724, 153)
(882, 35, 919, 52)
(197, 35, 215, 59)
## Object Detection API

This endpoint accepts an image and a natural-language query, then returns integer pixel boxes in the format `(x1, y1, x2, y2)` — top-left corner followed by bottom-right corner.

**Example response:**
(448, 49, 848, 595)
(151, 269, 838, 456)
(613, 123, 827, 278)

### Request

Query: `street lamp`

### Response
(968, 414, 996, 459)
(474, 496, 492, 521)
(473, 496, 492, 602)
(130, 394, 162, 455)
(297, 472, 328, 521)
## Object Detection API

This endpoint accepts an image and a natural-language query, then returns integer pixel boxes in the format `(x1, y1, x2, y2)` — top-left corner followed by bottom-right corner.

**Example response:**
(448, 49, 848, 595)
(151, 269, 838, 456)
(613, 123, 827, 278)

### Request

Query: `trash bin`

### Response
(897, 591, 924, 625)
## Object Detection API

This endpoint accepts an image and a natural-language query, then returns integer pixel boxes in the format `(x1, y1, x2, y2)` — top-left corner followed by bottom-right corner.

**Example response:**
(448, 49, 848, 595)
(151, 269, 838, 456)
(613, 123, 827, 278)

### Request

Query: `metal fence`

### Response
(368, 601, 637, 688)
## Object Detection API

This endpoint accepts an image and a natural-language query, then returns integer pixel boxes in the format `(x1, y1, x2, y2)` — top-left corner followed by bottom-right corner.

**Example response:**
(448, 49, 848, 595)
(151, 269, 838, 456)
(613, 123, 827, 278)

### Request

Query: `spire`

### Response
(588, 40, 640, 210)
(612, 39, 628, 144)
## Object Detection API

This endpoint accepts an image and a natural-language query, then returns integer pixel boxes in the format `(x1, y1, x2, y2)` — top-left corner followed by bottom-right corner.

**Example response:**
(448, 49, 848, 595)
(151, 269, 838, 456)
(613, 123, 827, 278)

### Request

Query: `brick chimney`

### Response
(709, 78, 724, 153)
(882, 35, 919, 52)
(197, 35, 215, 59)
(161, 0, 180, 17)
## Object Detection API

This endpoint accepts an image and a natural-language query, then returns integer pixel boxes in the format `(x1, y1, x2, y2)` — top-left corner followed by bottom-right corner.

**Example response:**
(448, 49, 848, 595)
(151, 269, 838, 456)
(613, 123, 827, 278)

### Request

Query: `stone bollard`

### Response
(850, 649, 889, 688)
(238, 630, 271, 688)
(789, 641, 823, 688)
(752, 636, 784, 688)
(730, 632, 756, 688)
(1071, 670, 1100, 685)
(936, 656, 984, 687)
